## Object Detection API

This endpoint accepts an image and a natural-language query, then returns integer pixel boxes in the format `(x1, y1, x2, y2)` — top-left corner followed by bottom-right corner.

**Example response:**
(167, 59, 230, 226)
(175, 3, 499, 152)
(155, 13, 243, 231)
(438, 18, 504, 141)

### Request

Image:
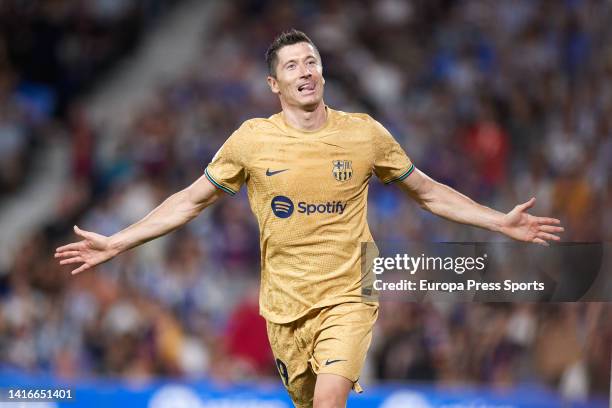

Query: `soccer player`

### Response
(55, 30, 564, 408)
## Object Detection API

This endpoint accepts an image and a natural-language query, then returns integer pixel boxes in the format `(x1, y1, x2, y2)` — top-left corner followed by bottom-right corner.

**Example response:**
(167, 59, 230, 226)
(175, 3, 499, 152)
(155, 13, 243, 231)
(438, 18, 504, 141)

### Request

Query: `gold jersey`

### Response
(205, 107, 413, 323)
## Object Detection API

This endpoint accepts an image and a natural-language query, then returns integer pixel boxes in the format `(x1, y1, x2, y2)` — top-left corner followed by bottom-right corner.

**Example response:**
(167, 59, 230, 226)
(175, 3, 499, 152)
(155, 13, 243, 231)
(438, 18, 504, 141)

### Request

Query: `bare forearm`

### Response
(420, 182, 504, 232)
(108, 189, 207, 254)
(55, 175, 222, 275)
(399, 168, 563, 245)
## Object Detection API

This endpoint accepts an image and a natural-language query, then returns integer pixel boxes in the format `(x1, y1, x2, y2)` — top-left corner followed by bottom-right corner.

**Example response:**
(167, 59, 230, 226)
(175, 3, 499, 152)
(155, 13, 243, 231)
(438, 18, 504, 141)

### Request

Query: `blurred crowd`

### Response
(0, 0, 180, 193)
(0, 0, 610, 401)
(1, 0, 181, 113)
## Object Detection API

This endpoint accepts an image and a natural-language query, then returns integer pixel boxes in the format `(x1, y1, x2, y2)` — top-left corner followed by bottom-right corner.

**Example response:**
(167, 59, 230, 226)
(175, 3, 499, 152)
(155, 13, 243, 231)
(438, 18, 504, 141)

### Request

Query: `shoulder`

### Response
(227, 118, 271, 144)
(330, 109, 389, 139)
(332, 109, 374, 124)
(236, 118, 266, 133)
(235, 116, 283, 135)
(330, 109, 381, 130)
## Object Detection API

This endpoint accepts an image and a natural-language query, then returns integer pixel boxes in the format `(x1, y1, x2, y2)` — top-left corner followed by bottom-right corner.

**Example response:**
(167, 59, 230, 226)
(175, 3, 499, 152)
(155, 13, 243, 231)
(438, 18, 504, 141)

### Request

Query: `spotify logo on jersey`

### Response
(271, 195, 348, 218)
(271, 195, 294, 218)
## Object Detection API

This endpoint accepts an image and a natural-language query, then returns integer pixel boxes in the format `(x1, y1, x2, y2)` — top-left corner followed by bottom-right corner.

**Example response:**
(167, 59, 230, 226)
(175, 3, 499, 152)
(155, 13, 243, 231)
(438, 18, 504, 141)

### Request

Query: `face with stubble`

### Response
(267, 42, 325, 111)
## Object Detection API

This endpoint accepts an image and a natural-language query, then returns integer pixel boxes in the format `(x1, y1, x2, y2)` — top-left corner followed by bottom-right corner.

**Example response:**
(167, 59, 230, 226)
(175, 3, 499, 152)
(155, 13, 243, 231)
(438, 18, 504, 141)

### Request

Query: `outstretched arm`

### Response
(55, 174, 223, 274)
(398, 168, 563, 246)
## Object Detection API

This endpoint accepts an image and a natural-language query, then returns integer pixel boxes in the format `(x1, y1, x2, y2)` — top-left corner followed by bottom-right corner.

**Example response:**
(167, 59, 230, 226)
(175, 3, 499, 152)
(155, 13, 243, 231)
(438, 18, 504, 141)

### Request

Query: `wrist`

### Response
(108, 235, 125, 256)
(492, 212, 508, 234)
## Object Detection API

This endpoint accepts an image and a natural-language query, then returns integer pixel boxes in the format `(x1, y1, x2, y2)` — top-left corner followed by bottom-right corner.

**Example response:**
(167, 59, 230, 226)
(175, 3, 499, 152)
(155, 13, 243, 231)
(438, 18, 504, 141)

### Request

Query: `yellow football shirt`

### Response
(205, 107, 414, 323)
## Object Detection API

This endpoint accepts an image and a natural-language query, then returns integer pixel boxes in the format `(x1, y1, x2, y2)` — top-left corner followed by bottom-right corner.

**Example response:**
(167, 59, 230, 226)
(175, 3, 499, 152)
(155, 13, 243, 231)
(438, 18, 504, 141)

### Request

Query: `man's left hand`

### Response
(500, 197, 564, 246)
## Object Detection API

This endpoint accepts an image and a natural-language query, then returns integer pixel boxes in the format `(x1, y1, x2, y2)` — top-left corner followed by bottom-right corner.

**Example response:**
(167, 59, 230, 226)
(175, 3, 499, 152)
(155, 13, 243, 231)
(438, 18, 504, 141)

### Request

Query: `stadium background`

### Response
(0, 0, 610, 406)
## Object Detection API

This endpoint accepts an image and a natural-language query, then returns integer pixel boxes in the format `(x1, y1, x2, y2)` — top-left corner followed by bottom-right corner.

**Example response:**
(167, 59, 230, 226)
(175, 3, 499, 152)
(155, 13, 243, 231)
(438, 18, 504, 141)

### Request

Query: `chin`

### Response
(298, 96, 323, 111)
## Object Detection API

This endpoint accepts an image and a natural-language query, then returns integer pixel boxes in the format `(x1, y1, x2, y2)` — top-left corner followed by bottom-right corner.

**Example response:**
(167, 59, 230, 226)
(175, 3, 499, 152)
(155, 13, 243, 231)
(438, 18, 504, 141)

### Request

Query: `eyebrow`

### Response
(283, 55, 317, 68)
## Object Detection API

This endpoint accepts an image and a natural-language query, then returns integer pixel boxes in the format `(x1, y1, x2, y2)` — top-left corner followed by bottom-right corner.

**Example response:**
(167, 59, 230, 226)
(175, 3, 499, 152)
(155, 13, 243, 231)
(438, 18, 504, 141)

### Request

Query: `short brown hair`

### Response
(265, 29, 320, 77)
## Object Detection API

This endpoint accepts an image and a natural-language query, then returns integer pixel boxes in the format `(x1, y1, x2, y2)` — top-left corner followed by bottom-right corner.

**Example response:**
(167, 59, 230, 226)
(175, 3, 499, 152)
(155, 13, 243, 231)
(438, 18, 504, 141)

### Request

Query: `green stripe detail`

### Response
(205, 168, 236, 196)
(385, 164, 415, 184)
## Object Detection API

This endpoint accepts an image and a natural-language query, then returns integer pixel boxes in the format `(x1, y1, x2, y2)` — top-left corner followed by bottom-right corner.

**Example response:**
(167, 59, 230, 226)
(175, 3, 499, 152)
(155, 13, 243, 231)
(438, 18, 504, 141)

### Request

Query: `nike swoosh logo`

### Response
(266, 168, 289, 176)
(324, 359, 346, 366)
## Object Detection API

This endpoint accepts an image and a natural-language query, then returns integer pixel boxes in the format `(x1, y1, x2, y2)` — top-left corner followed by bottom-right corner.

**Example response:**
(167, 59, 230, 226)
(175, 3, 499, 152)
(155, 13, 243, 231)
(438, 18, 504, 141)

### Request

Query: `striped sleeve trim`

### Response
(384, 163, 415, 185)
(204, 168, 236, 196)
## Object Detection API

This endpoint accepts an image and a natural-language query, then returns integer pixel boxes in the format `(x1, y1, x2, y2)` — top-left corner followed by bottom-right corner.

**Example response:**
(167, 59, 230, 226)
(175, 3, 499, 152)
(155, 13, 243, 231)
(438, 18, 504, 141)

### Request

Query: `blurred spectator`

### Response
(224, 285, 274, 377)
(0, 0, 180, 116)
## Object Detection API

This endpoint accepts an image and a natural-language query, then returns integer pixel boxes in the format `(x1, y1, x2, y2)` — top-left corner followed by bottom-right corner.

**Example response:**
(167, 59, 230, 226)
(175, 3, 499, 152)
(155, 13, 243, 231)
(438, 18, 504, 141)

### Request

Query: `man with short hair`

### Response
(56, 29, 563, 408)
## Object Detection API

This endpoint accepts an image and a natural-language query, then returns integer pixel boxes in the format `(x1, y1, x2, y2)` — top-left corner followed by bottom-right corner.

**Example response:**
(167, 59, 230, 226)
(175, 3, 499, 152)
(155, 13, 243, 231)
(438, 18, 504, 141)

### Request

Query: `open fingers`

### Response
(59, 256, 84, 265)
(537, 232, 561, 242)
(74, 225, 95, 241)
(55, 250, 80, 259)
(71, 264, 91, 275)
(517, 197, 536, 212)
(536, 217, 561, 225)
(533, 238, 550, 247)
(56, 241, 86, 253)
(539, 225, 564, 234)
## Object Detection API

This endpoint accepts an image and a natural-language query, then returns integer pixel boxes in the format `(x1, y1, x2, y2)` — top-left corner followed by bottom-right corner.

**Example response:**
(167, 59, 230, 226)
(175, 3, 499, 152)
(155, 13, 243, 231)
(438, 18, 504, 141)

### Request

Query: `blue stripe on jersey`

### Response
(384, 163, 415, 184)
(204, 168, 236, 196)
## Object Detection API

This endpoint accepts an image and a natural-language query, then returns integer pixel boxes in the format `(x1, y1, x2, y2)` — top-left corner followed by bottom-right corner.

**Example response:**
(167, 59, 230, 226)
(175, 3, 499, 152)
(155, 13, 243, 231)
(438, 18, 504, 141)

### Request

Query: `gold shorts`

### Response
(266, 302, 378, 408)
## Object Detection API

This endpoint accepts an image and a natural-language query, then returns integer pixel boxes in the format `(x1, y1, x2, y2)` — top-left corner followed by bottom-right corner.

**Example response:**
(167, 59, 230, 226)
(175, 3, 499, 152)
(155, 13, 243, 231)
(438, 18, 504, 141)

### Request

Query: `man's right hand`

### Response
(55, 225, 119, 275)
(55, 175, 223, 275)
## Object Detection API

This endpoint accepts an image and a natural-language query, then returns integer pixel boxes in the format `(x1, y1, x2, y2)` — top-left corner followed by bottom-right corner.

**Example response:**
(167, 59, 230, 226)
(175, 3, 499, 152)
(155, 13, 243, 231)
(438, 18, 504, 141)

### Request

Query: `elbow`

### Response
(183, 188, 220, 220)
(185, 199, 211, 221)
(184, 207, 201, 222)
(398, 169, 441, 214)
(173, 191, 203, 223)
(414, 182, 438, 213)
(419, 199, 433, 213)
(417, 195, 436, 214)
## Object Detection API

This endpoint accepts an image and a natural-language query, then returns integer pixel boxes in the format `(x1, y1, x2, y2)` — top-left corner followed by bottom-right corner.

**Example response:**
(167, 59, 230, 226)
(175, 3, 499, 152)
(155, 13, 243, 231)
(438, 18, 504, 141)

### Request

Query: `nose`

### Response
(299, 63, 312, 78)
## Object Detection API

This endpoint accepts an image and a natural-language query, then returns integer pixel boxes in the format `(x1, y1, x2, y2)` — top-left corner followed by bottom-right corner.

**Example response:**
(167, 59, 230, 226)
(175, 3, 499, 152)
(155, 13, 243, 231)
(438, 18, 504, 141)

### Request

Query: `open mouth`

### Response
(297, 82, 316, 94)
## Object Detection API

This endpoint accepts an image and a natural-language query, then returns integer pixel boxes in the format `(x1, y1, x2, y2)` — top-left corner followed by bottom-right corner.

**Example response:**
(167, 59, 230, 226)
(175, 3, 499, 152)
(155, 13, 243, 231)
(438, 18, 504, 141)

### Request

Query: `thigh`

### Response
(309, 302, 378, 391)
(267, 319, 316, 408)
(313, 373, 352, 408)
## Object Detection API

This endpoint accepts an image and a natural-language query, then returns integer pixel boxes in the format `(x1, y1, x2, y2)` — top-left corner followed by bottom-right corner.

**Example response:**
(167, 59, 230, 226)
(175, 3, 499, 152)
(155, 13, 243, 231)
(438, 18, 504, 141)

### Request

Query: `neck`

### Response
(281, 101, 327, 132)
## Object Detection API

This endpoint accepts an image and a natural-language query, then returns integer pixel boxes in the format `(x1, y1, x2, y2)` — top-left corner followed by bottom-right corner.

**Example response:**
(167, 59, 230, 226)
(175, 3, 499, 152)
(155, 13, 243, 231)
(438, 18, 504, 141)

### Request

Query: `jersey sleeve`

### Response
(204, 123, 250, 196)
(371, 118, 415, 184)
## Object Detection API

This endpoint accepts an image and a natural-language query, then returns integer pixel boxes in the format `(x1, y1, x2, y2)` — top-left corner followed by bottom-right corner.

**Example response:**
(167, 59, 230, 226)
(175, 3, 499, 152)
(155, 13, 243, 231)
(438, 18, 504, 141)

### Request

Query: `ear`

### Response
(319, 64, 325, 85)
(267, 76, 280, 95)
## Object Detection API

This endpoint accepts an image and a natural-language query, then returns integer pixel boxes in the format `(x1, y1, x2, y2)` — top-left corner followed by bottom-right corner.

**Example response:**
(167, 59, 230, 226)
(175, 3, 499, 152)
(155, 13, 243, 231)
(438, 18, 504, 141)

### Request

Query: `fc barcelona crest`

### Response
(332, 160, 353, 182)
